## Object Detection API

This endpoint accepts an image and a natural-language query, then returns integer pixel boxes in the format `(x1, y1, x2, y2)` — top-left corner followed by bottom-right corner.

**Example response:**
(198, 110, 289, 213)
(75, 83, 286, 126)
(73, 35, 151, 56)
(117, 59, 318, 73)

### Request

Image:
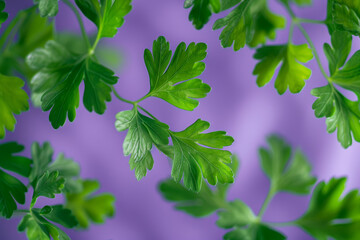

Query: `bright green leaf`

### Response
(65, 179, 115, 228)
(34, 0, 59, 17)
(259, 135, 316, 194)
(75, 0, 132, 38)
(170, 119, 234, 192)
(144, 36, 210, 111)
(253, 44, 313, 94)
(0, 75, 29, 138)
(297, 177, 360, 240)
(213, 0, 285, 50)
(115, 108, 169, 180)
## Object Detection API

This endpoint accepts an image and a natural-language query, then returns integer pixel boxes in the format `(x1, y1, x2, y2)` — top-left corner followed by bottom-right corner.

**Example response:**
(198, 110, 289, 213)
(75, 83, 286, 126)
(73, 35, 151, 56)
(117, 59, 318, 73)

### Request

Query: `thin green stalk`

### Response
(288, 21, 294, 43)
(0, 11, 26, 51)
(90, 26, 102, 54)
(258, 187, 275, 219)
(297, 18, 327, 25)
(266, 220, 297, 227)
(135, 93, 151, 104)
(111, 86, 135, 105)
(62, 0, 91, 50)
(138, 105, 159, 121)
(296, 23, 330, 81)
(12, 209, 30, 217)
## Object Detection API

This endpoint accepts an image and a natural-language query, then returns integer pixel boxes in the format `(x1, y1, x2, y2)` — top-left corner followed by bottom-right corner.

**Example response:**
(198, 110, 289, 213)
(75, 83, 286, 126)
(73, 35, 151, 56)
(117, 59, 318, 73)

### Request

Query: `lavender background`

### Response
(2, 0, 360, 239)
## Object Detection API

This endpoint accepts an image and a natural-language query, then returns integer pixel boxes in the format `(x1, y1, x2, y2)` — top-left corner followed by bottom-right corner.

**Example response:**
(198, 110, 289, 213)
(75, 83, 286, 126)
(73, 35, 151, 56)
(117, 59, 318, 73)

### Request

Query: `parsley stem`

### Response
(296, 23, 330, 81)
(297, 18, 327, 25)
(258, 187, 275, 219)
(265, 220, 296, 227)
(111, 86, 135, 105)
(62, 0, 91, 50)
(138, 105, 158, 120)
(135, 93, 151, 104)
(0, 10, 26, 51)
(12, 209, 30, 217)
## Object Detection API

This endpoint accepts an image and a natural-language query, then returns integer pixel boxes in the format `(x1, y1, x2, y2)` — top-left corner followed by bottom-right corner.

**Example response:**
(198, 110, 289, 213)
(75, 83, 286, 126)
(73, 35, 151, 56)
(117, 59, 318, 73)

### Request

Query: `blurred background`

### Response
(1, 0, 360, 239)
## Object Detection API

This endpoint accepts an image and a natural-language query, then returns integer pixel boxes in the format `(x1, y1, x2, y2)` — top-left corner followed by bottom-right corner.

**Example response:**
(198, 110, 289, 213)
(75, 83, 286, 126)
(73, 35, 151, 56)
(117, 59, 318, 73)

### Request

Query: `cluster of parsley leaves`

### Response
(160, 135, 360, 240)
(0, 141, 115, 239)
(183, 0, 360, 148)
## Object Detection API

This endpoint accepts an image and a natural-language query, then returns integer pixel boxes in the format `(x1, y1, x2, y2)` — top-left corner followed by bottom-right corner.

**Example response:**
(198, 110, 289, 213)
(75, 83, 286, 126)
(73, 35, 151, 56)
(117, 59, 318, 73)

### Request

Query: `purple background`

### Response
(2, 0, 360, 239)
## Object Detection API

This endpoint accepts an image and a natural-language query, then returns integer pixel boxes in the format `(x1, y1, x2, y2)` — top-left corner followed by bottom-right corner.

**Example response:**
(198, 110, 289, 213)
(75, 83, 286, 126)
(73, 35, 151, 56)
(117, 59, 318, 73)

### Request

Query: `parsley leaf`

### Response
(216, 200, 256, 228)
(332, 0, 360, 36)
(223, 224, 286, 240)
(170, 119, 234, 192)
(213, 0, 285, 50)
(259, 135, 316, 194)
(30, 142, 81, 192)
(27, 40, 118, 128)
(32, 171, 65, 206)
(0, 75, 29, 139)
(159, 180, 225, 217)
(0, 142, 31, 218)
(0, 0, 8, 27)
(115, 108, 169, 180)
(144, 36, 210, 111)
(34, 0, 59, 17)
(159, 156, 239, 217)
(296, 177, 360, 240)
(253, 44, 313, 94)
(65, 179, 115, 228)
(75, 0, 132, 38)
(184, 0, 220, 30)
(18, 208, 74, 240)
(39, 205, 78, 229)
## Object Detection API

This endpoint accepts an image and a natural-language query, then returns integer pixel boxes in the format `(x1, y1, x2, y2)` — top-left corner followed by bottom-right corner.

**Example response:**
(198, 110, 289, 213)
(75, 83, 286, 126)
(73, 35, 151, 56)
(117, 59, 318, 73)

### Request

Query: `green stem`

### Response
(138, 105, 158, 120)
(296, 23, 330, 81)
(62, 0, 91, 50)
(112, 86, 135, 105)
(258, 187, 275, 219)
(288, 21, 294, 44)
(297, 18, 327, 25)
(266, 221, 297, 227)
(12, 209, 30, 217)
(0, 11, 26, 51)
(90, 27, 102, 54)
(135, 93, 151, 104)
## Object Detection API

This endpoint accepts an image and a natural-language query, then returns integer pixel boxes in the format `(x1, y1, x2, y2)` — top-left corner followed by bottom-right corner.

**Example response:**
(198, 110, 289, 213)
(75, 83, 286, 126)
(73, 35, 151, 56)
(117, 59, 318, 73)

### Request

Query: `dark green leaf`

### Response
(0, 142, 32, 177)
(253, 44, 313, 94)
(0, 75, 29, 138)
(184, 0, 218, 30)
(259, 135, 316, 194)
(65, 179, 115, 228)
(144, 36, 210, 111)
(115, 108, 169, 180)
(0, 0, 8, 27)
(39, 205, 78, 228)
(332, 0, 360, 36)
(170, 119, 234, 192)
(223, 224, 286, 240)
(75, 0, 132, 38)
(32, 171, 65, 204)
(297, 177, 360, 240)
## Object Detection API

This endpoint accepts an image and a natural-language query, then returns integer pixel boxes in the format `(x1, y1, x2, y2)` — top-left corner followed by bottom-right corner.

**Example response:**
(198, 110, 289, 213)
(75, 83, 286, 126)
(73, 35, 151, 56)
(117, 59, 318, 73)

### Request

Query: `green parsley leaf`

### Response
(65, 179, 115, 228)
(0, 75, 29, 139)
(159, 180, 224, 217)
(75, 0, 132, 38)
(220, 0, 241, 11)
(332, 0, 360, 36)
(213, 0, 285, 50)
(216, 200, 256, 229)
(34, 0, 59, 17)
(30, 142, 81, 192)
(27, 40, 118, 128)
(115, 108, 169, 180)
(184, 0, 220, 30)
(311, 84, 336, 118)
(39, 205, 78, 229)
(32, 171, 65, 205)
(323, 30, 352, 76)
(0, 142, 31, 218)
(18, 210, 72, 240)
(158, 156, 239, 217)
(170, 119, 234, 192)
(259, 135, 317, 194)
(144, 36, 210, 111)
(296, 177, 360, 240)
(253, 44, 313, 94)
(0, 0, 8, 27)
(223, 224, 286, 240)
